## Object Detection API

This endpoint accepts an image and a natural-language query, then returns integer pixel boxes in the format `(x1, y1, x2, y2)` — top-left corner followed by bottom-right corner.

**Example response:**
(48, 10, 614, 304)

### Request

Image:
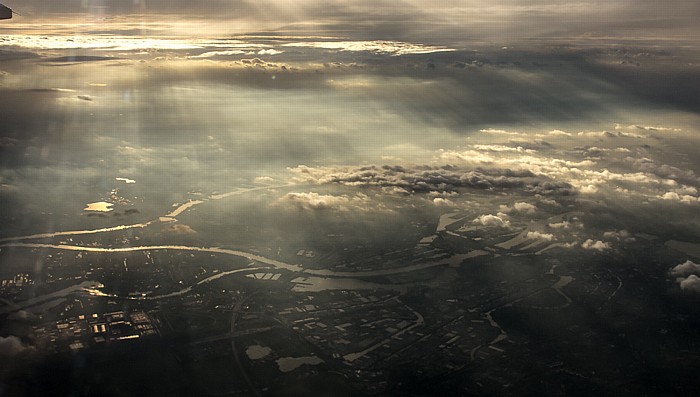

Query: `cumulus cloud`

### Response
(432, 197, 456, 207)
(278, 192, 371, 212)
(657, 192, 700, 203)
(499, 202, 537, 214)
(577, 130, 645, 139)
(472, 144, 536, 154)
(631, 157, 700, 185)
(678, 275, 700, 293)
(669, 260, 700, 277)
(287, 164, 531, 194)
(603, 230, 635, 242)
(0, 335, 28, 358)
(526, 181, 577, 196)
(526, 231, 556, 241)
(581, 239, 610, 251)
(547, 129, 572, 137)
(473, 213, 511, 228)
(514, 202, 537, 214)
(548, 221, 570, 229)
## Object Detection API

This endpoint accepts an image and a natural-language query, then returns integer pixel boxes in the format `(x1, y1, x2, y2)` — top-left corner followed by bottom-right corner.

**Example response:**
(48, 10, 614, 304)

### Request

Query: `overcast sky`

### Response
(4, 1, 699, 43)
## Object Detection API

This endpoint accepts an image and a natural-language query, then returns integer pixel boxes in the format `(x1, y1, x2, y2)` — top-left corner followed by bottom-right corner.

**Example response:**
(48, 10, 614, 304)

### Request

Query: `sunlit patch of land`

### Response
(83, 201, 113, 212)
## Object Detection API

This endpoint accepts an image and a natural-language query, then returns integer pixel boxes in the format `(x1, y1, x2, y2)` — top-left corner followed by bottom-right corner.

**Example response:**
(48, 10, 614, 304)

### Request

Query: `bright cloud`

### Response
(669, 260, 700, 277)
(678, 275, 700, 293)
(473, 213, 511, 228)
(581, 239, 610, 251)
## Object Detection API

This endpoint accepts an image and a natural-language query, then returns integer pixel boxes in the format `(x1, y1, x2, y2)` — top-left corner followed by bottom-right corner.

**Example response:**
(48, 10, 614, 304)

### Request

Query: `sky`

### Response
(1, 0, 700, 284)
(3, 2, 700, 388)
(3, 1, 700, 40)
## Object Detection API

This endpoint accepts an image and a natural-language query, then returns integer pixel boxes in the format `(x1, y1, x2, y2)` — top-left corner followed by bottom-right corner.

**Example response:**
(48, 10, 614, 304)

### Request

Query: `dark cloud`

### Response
(288, 164, 569, 197)
(0, 335, 28, 357)
(526, 181, 577, 196)
(44, 55, 120, 63)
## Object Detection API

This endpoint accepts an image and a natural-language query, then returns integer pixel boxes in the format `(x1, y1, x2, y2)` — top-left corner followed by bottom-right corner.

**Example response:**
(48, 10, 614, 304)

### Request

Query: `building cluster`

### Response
(33, 310, 159, 353)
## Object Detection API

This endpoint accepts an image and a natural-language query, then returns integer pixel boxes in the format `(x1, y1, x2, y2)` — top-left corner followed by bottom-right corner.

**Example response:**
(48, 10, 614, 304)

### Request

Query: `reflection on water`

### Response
(276, 356, 323, 373)
(84, 202, 114, 212)
(246, 345, 271, 360)
(291, 276, 406, 293)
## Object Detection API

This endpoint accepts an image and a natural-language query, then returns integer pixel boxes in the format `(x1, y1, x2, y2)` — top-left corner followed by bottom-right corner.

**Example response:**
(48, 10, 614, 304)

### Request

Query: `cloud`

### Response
(577, 130, 645, 139)
(603, 230, 635, 242)
(166, 224, 198, 235)
(282, 40, 454, 56)
(287, 164, 531, 194)
(678, 275, 700, 293)
(526, 231, 556, 241)
(617, 124, 681, 132)
(669, 260, 700, 277)
(547, 129, 572, 137)
(548, 221, 570, 229)
(432, 197, 456, 207)
(473, 213, 511, 228)
(480, 128, 522, 136)
(278, 192, 371, 212)
(254, 176, 276, 184)
(514, 202, 537, 214)
(526, 181, 577, 196)
(658, 192, 700, 203)
(581, 239, 610, 251)
(0, 335, 28, 357)
(499, 202, 537, 214)
(472, 144, 536, 154)
(631, 157, 700, 185)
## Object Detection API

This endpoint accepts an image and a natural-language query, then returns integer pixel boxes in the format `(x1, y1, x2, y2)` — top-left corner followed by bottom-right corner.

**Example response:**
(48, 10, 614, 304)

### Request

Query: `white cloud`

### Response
(578, 184, 599, 194)
(679, 274, 700, 293)
(621, 124, 682, 132)
(282, 40, 455, 56)
(669, 260, 700, 277)
(577, 130, 645, 139)
(547, 129, 572, 136)
(548, 221, 570, 229)
(660, 192, 698, 202)
(473, 213, 510, 228)
(257, 49, 284, 55)
(500, 202, 537, 214)
(658, 191, 700, 203)
(278, 192, 371, 212)
(432, 197, 456, 207)
(254, 176, 275, 183)
(472, 144, 536, 154)
(514, 202, 537, 213)
(526, 231, 556, 241)
(581, 239, 610, 251)
(537, 196, 560, 207)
